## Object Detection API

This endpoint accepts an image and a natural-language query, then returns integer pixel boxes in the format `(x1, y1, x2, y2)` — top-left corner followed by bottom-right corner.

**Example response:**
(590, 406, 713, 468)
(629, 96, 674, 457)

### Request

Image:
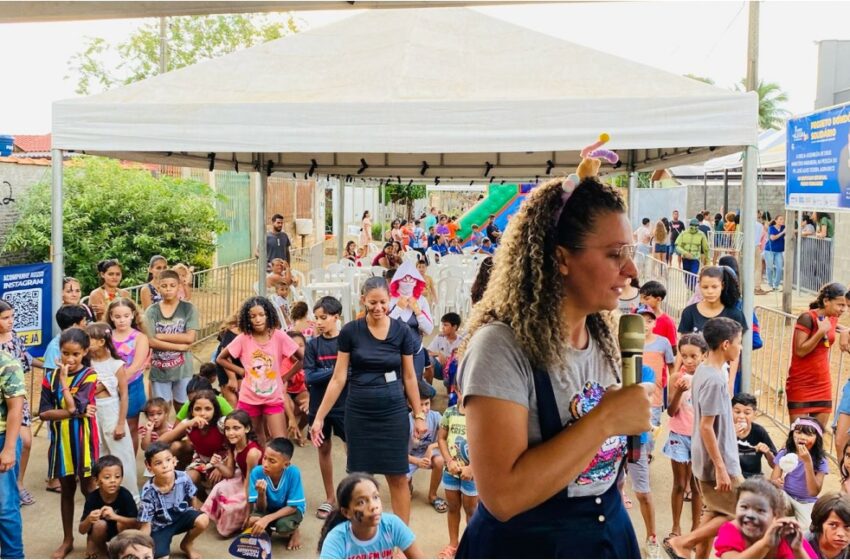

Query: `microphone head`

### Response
(618, 313, 645, 354)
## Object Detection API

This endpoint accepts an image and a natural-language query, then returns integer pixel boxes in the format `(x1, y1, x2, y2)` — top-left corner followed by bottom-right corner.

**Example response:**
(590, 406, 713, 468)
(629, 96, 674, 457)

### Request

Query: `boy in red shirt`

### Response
(640, 280, 677, 353)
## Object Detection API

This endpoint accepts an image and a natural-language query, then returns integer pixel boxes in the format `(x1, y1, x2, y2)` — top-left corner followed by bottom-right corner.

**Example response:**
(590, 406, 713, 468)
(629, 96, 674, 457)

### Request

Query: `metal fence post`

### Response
(225, 264, 233, 318)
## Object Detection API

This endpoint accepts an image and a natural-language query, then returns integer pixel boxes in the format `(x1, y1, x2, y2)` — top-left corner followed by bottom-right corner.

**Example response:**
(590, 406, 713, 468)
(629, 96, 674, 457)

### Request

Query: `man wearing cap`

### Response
(675, 219, 710, 283)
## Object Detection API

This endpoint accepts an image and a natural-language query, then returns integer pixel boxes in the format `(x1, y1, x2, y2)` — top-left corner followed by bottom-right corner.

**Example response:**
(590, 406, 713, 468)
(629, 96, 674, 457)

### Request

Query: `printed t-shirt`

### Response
(145, 301, 199, 382)
(320, 513, 414, 560)
(408, 409, 441, 457)
(460, 321, 625, 497)
(138, 471, 197, 531)
(0, 351, 26, 434)
(247, 464, 306, 514)
(227, 331, 299, 406)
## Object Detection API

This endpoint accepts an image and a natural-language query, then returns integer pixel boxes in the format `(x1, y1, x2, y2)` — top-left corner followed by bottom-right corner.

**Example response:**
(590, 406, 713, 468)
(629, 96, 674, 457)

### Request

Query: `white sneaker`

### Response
(645, 536, 661, 559)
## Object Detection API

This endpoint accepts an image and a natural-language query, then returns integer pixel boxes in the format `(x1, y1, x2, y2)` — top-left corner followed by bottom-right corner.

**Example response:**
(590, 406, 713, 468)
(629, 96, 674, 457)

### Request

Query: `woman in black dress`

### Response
(311, 276, 427, 524)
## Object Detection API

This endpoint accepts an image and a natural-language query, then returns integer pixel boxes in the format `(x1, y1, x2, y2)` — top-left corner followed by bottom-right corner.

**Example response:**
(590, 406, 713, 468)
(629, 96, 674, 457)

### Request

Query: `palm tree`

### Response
(736, 79, 790, 130)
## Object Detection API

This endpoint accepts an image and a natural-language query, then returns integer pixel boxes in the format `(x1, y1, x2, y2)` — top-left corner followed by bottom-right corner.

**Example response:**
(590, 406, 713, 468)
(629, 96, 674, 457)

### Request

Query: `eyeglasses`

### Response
(571, 244, 637, 269)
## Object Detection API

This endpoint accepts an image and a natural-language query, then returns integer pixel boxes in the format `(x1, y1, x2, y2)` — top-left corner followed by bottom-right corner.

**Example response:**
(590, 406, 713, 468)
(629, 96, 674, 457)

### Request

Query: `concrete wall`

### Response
(816, 40, 850, 109)
(831, 213, 850, 285)
(0, 161, 49, 242)
(686, 182, 786, 219)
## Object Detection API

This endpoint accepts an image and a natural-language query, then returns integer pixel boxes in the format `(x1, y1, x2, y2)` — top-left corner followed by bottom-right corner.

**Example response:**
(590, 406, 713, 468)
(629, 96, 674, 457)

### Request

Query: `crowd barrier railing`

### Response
(792, 236, 834, 294)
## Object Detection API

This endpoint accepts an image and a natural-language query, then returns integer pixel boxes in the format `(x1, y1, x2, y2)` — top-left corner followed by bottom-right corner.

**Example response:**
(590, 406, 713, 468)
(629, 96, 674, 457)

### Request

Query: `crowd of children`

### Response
(4, 222, 850, 560)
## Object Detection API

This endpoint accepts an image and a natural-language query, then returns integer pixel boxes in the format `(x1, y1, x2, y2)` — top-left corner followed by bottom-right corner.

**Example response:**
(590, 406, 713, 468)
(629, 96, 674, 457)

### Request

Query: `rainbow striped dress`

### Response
(39, 366, 99, 478)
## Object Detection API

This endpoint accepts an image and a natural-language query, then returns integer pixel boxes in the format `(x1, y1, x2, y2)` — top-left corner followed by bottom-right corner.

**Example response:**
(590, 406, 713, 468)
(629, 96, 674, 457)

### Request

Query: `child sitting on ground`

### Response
(714, 476, 815, 559)
(174, 376, 233, 422)
(408, 388, 446, 514)
(138, 442, 209, 559)
(318, 473, 424, 559)
(245, 438, 305, 551)
(805, 492, 850, 559)
(79, 455, 139, 558)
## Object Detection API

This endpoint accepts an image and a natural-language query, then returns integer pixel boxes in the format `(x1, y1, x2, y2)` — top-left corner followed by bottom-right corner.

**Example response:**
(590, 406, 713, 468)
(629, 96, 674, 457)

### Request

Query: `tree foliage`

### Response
(383, 183, 428, 221)
(2, 157, 226, 290)
(67, 14, 299, 94)
(735, 78, 791, 130)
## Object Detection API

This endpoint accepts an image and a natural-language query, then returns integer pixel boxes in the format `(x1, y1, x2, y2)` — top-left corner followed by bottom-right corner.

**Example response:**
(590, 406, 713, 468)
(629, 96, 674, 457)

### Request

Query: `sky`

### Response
(2, 1, 849, 134)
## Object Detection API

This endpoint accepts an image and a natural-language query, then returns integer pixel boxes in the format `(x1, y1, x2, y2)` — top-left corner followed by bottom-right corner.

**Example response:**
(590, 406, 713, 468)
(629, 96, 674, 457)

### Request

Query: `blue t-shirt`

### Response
(768, 225, 785, 253)
(247, 464, 306, 515)
(138, 471, 197, 532)
(43, 334, 61, 370)
(639, 365, 655, 445)
(408, 409, 442, 456)
(320, 512, 415, 559)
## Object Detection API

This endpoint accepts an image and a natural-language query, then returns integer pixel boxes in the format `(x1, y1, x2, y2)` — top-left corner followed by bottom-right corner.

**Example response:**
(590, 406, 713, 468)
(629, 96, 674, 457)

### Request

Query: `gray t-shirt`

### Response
(145, 301, 199, 383)
(691, 362, 741, 481)
(459, 322, 625, 497)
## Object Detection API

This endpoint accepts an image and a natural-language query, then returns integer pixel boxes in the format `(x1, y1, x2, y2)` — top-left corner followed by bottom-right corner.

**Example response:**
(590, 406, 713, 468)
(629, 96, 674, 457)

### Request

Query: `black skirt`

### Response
(345, 380, 409, 475)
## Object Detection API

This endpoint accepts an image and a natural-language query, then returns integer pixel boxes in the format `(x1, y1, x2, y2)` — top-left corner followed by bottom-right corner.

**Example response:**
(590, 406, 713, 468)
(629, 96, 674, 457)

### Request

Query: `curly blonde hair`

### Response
(459, 176, 625, 372)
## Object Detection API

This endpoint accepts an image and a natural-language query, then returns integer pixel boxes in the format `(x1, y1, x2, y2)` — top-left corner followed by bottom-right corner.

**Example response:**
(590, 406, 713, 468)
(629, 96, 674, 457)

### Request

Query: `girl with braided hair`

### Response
(455, 171, 653, 558)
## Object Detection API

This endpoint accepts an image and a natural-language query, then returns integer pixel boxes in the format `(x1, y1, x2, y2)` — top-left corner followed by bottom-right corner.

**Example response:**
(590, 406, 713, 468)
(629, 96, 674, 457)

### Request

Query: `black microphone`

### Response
(618, 313, 645, 464)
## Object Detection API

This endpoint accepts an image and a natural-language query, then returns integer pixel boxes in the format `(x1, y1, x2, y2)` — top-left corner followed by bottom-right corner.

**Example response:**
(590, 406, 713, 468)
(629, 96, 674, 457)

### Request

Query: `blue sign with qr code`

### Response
(0, 263, 52, 357)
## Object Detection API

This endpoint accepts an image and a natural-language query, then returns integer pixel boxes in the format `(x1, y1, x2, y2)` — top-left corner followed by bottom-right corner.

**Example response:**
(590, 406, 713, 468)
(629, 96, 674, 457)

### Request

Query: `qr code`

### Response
(3, 289, 41, 331)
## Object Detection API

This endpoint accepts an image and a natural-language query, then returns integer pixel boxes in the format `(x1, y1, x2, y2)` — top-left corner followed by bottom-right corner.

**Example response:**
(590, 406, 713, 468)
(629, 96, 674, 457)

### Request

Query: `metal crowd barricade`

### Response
(793, 236, 834, 294)
(634, 253, 697, 323)
(709, 230, 742, 263)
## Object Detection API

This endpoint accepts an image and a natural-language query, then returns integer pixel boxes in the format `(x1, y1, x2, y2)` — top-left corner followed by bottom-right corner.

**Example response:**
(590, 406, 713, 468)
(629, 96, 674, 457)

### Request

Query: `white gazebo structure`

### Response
(51, 7, 760, 381)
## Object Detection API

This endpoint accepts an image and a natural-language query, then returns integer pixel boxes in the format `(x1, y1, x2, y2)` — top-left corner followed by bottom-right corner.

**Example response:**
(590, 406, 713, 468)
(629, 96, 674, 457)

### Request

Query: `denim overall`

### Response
(456, 367, 640, 559)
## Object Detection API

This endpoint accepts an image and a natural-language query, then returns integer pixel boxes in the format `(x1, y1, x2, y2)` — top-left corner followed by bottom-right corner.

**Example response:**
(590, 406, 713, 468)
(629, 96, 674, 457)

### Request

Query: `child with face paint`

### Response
(771, 417, 829, 528)
(388, 262, 435, 398)
(806, 493, 850, 559)
(714, 477, 816, 559)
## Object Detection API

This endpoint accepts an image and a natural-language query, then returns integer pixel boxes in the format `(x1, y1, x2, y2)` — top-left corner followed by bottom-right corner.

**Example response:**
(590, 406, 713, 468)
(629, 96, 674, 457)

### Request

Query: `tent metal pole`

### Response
(628, 171, 638, 228)
(51, 148, 64, 334)
(795, 210, 802, 296)
(335, 179, 345, 259)
(740, 144, 758, 393)
(256, 157, 267, 297)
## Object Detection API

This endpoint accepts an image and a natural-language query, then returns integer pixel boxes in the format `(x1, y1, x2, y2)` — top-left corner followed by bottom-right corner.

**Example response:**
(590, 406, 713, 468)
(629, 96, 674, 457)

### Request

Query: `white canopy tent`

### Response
(50, 6, 760, 381)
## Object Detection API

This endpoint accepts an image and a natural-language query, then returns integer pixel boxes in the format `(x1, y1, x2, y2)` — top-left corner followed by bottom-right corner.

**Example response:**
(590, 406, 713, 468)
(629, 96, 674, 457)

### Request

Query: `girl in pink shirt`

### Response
(216, 297, 303, 445)
(714, 477, 815, 559)
(663, 333, 707, 538)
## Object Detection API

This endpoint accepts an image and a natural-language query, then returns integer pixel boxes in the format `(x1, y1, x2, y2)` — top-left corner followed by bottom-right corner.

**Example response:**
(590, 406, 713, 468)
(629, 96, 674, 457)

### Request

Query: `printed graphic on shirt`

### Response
(151, 318, 186, 369)
(569, 381, 625, 485)
(246, 349, 279, 397)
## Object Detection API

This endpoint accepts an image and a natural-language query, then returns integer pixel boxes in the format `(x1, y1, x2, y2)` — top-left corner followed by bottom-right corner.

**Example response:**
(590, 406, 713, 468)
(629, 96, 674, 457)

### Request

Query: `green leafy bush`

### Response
(3, 157, 226, 290)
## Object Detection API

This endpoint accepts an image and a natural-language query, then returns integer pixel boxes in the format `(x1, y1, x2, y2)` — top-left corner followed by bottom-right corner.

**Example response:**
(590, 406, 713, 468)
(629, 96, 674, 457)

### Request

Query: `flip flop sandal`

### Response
(316, 501, 334, 520)
(431, 497, 448, 513)
(662, 537, 685, 560)
(19, 488, 35, 506)
(622, 492, 633, 509)
(683, 490, 692, 502)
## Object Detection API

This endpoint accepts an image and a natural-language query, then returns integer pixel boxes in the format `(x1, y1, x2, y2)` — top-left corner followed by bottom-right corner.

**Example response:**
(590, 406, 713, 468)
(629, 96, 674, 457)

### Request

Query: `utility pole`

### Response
(159, 17, 168, 74)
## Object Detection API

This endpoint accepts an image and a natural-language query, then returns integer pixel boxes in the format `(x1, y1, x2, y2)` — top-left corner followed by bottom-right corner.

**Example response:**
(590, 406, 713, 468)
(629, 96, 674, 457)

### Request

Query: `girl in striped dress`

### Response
(38, 327, 99, 559)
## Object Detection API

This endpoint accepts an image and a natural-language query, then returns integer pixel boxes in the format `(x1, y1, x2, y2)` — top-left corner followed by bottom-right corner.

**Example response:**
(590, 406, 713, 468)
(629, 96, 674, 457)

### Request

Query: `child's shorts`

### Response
(127, 376, 146, 418)
(239, 401, 285, 417)
(442, 469, 477, 497)
(662, 431, 692, 464)
(151, 377, 191, 405)
(151, 509, 203, 558)
(407, 447, 442, 478)
(626, 442, 651, 494)
(256, 508, 303, 535)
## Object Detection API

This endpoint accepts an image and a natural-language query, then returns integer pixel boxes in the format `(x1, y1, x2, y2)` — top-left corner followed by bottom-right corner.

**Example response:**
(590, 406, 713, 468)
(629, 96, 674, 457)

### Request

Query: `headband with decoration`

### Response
(555, 133, 620, 224)
(791, 417, 823, 437)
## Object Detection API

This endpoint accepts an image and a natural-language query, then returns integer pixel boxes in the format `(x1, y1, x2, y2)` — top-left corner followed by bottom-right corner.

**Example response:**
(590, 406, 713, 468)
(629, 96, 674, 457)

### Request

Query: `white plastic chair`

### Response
(338, 259, 355, 268)
(291, 269, 306, 288)
(308, 268, 327, 285)
(425, 248, 440, 265)
(371, 265, 388, 278)
(436, 276, 464, 317)
(438, 266, 466, 281)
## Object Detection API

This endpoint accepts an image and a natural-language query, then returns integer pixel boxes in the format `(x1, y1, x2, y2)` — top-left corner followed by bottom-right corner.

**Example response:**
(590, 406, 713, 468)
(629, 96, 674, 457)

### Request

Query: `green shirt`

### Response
(0, 351, 26, 434)
(145, 301, 200, 382)
(176, 395, 233, 420)
(819, 216, 834, 238)
(675, 228, 710, 260)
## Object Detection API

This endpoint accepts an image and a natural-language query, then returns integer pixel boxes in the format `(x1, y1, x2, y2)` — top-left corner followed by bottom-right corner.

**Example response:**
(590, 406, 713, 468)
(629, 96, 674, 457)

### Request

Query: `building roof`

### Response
(13, 134, 52, 153)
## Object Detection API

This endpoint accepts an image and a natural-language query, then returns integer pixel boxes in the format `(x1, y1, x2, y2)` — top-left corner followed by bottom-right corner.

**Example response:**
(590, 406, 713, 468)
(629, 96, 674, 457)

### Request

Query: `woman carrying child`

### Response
(86, 322, 139, 501)
(202, 410, 264, 536)
(107, 298, 150, 454)
(38, 327, 99, 559)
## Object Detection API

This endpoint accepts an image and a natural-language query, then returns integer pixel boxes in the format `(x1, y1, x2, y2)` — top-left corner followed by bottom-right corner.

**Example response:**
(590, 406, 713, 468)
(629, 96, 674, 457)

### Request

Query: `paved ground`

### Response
(21, 340, 843, 559)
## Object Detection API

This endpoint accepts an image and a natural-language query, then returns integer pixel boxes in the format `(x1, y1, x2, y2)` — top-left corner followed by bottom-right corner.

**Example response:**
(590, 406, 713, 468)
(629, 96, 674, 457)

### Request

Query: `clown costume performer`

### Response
(388, 262, 435, 397)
